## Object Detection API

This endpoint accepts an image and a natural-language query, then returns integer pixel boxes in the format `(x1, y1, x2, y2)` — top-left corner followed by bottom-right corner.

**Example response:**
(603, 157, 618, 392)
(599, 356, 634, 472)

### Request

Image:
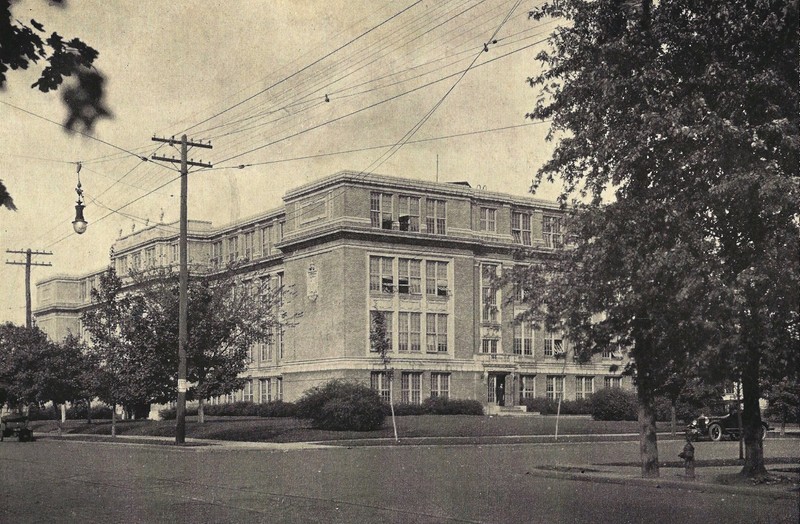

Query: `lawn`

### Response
(29, 414, 652, 444)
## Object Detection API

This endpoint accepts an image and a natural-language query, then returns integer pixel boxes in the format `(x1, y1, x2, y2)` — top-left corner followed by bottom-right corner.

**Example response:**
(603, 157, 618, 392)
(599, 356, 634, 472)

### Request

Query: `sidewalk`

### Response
(527, 461, 800, 500)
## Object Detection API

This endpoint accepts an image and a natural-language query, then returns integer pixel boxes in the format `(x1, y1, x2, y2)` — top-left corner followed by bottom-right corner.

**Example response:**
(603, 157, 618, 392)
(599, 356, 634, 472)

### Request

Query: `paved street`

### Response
(1, 437, 796, 523)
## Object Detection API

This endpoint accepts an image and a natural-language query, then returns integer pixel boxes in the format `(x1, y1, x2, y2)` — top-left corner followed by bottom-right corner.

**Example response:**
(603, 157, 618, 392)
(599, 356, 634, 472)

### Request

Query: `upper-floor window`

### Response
(605, 376, 622, 389)
(398, 195, 420, 232)
(117, 255, 128, 275)
(481, 264, 499, 323)
(398, 312, 421, 352)
(512, 212, 532, 245)
(513, 322, 533, 356)
(543, 331, 564, 357)
(144, 247, 156, 267)
(426, 313, 448, 353)
(210, 241, 222, 268)
(370, 311, 393, 352)
(131, 252, 141, 270)
(426, 199, 446, 235)
(543, 215, 563, 248)
(170, 243, 178, 264)
(479, 207, 497, 232)
(397, 258, 421, 295)
(369, 256, 394, 293)
(371, 192, 393, 230)
(576, 376, 594, 400)
(244, 231, 255, 259)
(228, 236, 239, 262)
(425, 261, 448, 297)
(261, 225, 273, 257)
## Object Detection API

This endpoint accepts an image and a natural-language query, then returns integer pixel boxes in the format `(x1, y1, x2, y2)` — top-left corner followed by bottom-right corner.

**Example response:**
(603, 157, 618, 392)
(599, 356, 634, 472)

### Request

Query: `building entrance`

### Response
(487, 373, 508, 406)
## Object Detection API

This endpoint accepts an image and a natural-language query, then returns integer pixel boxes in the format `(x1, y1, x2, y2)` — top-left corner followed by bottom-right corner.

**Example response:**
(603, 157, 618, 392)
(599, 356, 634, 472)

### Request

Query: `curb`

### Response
(524, 466, 799, 500)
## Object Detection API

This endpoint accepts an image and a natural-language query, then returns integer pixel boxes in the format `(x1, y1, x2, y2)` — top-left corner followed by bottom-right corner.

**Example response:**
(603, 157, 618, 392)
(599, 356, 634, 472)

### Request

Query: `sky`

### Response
(1, 0, 562, 326)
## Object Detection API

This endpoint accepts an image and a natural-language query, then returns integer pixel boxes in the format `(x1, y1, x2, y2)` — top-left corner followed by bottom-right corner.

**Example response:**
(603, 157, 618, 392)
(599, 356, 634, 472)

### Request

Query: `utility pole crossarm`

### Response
(5, 249, 54, 328)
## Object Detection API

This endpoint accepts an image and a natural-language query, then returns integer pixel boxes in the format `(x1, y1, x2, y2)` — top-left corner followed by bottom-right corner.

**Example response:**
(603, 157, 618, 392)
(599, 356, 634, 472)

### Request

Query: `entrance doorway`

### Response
(487, 374, 507, 406)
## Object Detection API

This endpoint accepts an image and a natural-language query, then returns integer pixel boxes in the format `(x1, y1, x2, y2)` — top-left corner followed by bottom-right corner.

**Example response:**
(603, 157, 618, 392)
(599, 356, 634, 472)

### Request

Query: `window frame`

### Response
(430, 373, 450, 399)
(397, 195, 420, 232)
(479, 207, 497, 232)
(425, 198, 446, 235)
(370, 192, 394, 230)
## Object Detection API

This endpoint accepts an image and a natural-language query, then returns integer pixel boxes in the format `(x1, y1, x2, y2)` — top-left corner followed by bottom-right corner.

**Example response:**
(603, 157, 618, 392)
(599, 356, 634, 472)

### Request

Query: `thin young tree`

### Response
(370, 311, 398, 442)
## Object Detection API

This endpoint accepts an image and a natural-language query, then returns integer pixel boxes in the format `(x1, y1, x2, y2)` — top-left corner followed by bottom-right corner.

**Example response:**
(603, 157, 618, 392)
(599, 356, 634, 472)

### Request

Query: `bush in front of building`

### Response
(257, 400, 297, 418)
(422, 397, 484, 415)
(295, 380, 385, 431)
(590, 388, 638, 421)
(520, 397, 592, 415)
(390, 403, 428, 416)
(25, 404, 114, 420)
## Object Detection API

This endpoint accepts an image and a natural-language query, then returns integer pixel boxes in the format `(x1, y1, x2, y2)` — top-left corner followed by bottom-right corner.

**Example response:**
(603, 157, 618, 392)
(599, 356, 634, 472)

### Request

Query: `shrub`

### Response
(390, 402, 428, 416)
(521, 397, 559, 415)
(590, 388, 638, 421)
(158, 405, 199, 420)
(296, 380, 385, 431)
(422, 397, 484, 415)
(257, 401, 297, 418)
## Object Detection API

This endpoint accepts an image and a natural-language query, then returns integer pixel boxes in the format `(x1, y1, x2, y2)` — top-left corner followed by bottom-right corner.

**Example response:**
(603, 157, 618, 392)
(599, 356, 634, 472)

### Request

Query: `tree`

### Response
(0, 323, 90, 417)
(81, 266, 289, 424)
(525, 0, 799, 478)
(1, 0, 111, 209)
(370, 311, 398, 441)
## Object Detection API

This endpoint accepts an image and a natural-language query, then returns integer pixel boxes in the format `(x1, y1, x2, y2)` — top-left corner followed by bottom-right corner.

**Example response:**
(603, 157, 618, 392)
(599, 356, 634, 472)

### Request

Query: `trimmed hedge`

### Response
(26, 404, 113, 421)
(296, 380, 385, 431)
(590, 388, 638, 421)
(520, 397, 592, 415)
(386, 398, 484, 416)
(158, 401, 297, 420)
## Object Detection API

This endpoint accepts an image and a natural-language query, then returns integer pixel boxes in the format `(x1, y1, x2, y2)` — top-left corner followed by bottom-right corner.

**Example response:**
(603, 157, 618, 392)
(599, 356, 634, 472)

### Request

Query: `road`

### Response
(0, 438, 796, 523)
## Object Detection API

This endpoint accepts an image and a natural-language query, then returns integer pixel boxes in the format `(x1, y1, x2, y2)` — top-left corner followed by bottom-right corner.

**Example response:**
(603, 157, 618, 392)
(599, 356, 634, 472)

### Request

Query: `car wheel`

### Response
(708, 423, 723, 442)
(760, 425, 768, 440)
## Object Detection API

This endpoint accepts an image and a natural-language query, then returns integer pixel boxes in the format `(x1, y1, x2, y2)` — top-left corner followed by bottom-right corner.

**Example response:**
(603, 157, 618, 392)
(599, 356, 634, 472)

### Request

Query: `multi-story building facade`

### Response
(34, 171, 631, 412)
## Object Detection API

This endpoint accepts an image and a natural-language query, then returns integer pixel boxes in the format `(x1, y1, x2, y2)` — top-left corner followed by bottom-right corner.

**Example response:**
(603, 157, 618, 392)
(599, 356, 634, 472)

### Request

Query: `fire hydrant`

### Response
(678, 433, 695, 479)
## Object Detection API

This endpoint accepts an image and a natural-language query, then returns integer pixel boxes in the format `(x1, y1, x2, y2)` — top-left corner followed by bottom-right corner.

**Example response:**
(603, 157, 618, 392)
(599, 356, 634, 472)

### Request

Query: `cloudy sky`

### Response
(1, 0, 561, 325)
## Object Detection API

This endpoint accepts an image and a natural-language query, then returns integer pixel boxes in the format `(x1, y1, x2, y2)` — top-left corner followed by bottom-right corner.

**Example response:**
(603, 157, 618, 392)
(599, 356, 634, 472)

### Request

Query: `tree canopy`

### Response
(81, 266, 290, 418)
(522, 0, 799, 477)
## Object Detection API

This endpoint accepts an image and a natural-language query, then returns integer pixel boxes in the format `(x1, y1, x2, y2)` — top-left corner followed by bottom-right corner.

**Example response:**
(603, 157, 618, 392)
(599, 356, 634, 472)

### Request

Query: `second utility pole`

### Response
(152, 134, 212, 444)
(6, 249, 53, 328)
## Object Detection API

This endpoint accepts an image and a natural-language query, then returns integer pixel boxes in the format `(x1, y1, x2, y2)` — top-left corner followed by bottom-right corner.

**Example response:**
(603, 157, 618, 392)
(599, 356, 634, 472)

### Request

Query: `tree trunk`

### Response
(780, 407, 786, 437)
(740, 361, 767, 478)
(198, 398, 205, 424)
(670, 403, 677, 437)
(86, 399, 92, 425)
(60, 404, 66, 423)
(638, 393, 660, 478)
(111, 403, 117, 438)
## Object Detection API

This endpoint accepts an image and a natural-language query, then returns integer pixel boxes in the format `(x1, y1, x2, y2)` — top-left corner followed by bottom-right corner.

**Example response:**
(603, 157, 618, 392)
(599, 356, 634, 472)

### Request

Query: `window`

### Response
(276, 327, 284, 360)
(512, 212, 532, 245)
(370, 311, 393, 352)
(228, 236, 239, 262)
(398, 312, 421, 352)
(520, 375, 536, 402)
(481, 264, 499, 323)
(576, 376, 594, 400)
(261, 225, 273, 256)
(602, 345, 623, 359)
(260, 331, 273, 362)
(246, 341, 254, 363)
(543, 331, 564, 357)
(398, 195, 420, 232)
(479, 207, 497, 232)
(276, 377, 283, 401)
(144, 247, 155, 267)
(546, 375, 564, 400)
(543, 215, 563, 248)
(243, 379, 254, 402)
(259, 378, 271, 403)
(513, 322, 533, 356)
(425, 261, 448, 297)
(401, 372, 422, 404)
(397, 259, 421, 294)
(425, 198, 446, 234)
(369, 256, 394, 293)
(430, 373, 450, 399)
(481, 339, 498, 354)
(371, 372, 391, 403)
(170, 243, 178, 264)
(210, 241, 222, 268)
(117, 255, 128, 275)
(278, 221, 284, 242)
(605, 377, 622, 389)
(244, 231, 254, 259)
(426, 313, 448, 353)
(370, 192, 393, 229)
(132, 252, 141, 269)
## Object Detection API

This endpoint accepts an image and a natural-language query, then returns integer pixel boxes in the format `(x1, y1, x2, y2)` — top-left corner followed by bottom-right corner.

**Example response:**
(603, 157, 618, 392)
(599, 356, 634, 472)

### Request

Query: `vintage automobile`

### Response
(686, 411, 770, 442)
(0, 414, 33, 442)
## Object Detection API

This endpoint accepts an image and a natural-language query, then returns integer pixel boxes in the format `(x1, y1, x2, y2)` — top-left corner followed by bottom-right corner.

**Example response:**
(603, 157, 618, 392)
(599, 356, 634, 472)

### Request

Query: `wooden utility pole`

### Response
(152, 135, 212, 444)
(5, 249, 53, 328)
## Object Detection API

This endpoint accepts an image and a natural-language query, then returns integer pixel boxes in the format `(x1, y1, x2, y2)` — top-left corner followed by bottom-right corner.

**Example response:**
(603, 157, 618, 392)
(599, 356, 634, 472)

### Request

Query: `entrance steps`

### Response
(487, 405, 528, 416)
